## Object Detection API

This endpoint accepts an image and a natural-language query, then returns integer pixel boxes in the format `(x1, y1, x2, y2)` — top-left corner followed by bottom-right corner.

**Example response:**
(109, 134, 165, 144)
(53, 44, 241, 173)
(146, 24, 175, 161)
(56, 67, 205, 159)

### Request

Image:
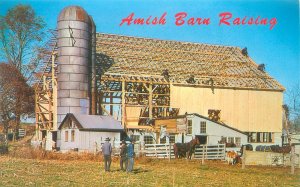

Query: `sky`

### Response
(0, 0, 299, 101)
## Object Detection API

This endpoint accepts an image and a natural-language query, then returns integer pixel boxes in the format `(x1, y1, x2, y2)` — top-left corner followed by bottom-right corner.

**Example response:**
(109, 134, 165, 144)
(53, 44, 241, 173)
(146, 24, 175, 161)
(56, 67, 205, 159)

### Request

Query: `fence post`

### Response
(242, 146, 246, 169)
(202, 145, 205, 165)
(291, 145, 295, 175)
(169, 142, 171, 161)
(155, 144, 157, 158)
(165, 144, 168, 159)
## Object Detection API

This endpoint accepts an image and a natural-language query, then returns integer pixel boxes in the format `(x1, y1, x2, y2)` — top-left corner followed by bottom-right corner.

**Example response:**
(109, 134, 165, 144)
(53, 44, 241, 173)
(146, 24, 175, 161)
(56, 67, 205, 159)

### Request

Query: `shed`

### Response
(58, 113, 124, 152)
(155, 113, 248, 147)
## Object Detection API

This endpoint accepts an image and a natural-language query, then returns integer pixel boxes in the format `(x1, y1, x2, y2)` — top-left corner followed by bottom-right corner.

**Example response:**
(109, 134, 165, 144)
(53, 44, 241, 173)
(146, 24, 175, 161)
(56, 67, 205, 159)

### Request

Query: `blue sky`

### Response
(1, 0, 299, 97)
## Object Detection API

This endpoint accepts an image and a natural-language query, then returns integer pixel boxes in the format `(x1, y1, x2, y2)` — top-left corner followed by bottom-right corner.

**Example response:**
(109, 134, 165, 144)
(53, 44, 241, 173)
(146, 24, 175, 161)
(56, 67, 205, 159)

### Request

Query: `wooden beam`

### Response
(149, 83, 153, 119)
(122, 80, 126, 128)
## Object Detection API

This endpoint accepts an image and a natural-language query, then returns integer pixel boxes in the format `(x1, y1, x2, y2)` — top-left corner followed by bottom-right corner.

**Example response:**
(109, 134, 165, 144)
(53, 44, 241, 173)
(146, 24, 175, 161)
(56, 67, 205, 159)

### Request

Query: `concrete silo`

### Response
(56, 6, 94, 126)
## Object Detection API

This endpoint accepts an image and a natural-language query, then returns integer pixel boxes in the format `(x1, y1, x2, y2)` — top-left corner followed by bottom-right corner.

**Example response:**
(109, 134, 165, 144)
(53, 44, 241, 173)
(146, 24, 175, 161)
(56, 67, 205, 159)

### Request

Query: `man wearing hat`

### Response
(126, 139, 135, 172)
(119, 140, 127, 171)
(102, 137, 112, 172)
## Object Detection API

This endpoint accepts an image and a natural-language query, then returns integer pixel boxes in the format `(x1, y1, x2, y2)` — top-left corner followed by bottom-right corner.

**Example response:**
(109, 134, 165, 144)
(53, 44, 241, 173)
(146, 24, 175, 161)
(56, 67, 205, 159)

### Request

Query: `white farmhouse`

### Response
(58, 113, 124, 152)
(154, 113, 248, 147)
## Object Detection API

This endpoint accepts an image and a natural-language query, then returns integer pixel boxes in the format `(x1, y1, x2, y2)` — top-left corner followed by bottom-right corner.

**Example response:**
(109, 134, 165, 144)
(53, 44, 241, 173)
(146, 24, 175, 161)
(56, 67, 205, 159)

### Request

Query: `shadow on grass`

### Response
(105, 168, 150, 174)
(132, 168, 150, 174)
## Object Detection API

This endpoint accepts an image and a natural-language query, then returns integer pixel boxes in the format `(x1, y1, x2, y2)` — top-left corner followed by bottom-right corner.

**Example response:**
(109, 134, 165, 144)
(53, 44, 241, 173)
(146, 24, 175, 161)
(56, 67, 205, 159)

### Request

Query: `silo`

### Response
(57, 6, 92, 125)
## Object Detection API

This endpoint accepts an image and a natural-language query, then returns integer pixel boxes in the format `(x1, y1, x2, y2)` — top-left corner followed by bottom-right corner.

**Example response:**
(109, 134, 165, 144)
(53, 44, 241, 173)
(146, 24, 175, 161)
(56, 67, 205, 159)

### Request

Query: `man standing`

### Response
(119, 140, 127, 171)
(127, 139, 135, 172)
(102, 137, 112, 172)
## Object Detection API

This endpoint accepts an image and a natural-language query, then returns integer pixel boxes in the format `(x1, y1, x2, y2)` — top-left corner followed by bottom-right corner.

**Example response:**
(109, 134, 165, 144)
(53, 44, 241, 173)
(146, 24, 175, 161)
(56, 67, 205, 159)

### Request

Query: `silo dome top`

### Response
(58, 6, 91, 23)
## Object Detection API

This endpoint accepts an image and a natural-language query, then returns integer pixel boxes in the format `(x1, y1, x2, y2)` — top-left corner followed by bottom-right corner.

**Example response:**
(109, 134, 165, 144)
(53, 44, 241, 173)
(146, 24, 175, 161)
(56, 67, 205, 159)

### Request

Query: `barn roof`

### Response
(190, 113, 247, 135)
(58, 113, 124, 132)
(96, 33, 284, 91)
(155, 113, 247, 135)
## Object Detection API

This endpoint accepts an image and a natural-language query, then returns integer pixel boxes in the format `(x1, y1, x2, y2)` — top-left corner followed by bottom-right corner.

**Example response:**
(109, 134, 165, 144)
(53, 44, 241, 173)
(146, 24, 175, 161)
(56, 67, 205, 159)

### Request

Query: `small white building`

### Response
(182, 113, 248, 147)
(128, 113, 248, 147)
(58, 113, 124, 152)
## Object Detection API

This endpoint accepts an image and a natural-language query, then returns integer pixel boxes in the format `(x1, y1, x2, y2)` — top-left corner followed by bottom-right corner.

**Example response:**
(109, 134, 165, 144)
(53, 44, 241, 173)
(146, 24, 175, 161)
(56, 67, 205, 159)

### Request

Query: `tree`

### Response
(0, 4, 45, 80)
(285, 83, 300, 132)
(0, 5, 46, 134)
(0, 63, 34, 134)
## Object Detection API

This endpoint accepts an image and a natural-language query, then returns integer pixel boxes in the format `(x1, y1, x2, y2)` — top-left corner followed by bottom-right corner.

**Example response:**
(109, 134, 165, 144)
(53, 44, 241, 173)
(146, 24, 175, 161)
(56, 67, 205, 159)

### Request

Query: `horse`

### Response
(173, 138, 200, 159)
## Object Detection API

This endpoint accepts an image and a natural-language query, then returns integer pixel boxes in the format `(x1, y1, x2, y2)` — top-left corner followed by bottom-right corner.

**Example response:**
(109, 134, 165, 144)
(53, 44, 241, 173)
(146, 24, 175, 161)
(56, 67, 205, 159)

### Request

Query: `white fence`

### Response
(18, 129, 26, 138)
(194, 144, 226, 160)
(143, 144, 226, 160)
(144, 144, 174, 158)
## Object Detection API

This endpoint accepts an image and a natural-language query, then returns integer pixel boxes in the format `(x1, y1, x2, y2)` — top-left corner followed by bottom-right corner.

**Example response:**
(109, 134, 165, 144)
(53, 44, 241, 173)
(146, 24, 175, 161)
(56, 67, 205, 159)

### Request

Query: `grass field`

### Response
(0, 156, 299, 187)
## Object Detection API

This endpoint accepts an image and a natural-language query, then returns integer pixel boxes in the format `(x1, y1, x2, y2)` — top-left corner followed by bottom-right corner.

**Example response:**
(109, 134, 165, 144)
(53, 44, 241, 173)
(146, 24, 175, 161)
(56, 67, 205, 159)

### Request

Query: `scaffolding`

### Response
(34, 30, 58, 139)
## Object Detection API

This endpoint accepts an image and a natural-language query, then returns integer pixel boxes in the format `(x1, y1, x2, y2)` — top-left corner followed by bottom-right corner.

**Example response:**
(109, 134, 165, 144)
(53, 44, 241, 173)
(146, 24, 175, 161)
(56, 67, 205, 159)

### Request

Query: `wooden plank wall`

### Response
(170, 85, 283, 132)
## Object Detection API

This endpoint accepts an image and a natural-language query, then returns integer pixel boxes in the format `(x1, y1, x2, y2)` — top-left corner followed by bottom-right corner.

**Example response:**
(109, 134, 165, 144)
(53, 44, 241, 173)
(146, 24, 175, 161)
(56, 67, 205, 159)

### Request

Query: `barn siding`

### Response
(59, 129, 121, 152)
(171, 85, 283, 132)
(78, 131, 120, 152)
(59, 129, 80, 151)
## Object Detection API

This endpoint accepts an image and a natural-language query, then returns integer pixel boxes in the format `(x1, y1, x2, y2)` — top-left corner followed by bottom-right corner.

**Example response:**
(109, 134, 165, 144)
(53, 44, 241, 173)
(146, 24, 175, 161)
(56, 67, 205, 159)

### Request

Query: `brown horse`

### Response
(173, 138, 200, 159)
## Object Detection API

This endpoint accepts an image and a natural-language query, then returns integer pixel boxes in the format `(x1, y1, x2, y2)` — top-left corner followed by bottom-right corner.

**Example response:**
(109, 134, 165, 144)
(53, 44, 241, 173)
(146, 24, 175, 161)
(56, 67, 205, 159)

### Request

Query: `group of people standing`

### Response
(101, 137, 135, 172)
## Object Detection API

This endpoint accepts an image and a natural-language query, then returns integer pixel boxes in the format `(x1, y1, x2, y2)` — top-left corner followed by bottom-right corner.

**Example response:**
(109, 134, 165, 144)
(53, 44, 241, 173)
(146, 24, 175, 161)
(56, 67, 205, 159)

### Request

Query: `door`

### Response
(196, 135, 207, 144)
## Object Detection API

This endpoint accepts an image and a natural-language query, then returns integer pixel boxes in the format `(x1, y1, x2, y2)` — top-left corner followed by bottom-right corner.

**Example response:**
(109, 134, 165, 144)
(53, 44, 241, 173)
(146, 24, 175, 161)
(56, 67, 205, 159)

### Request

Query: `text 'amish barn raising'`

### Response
(119, 12, 277, 30)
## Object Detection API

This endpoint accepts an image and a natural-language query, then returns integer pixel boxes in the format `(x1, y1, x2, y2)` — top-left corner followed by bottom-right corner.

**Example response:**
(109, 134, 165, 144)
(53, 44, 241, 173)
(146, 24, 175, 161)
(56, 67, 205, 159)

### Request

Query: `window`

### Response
(160, 136, 166, 144)
(268, 133, 273, 142)
(263, 132, 268, 142)
(200, 121, 206, 133)
(246, 132, 273, 143)
(130, 135, 140, 142)
(65, 131, 68, 142)
(221, 136, 227, 144)
(251, 132, 256, 142)
(144, 136, 153, 144)
(257, 132, 262, 142)
(187, 120, 192, 134)
(208, 109, 221, 121)
(71, 130, 75, 142)
(235, 137, 241, 147)
(228, 137, 234, 144)
(263, 132, 273, 143)
(169, 134, 175, 144)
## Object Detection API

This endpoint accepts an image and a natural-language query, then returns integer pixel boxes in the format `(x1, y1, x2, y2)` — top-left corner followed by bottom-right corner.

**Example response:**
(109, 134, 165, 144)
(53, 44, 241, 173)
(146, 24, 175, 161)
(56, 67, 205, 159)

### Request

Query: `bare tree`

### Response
(0, 4, 46, 81)
(0, 63, 34, 135)
(285, 83, 300, 132)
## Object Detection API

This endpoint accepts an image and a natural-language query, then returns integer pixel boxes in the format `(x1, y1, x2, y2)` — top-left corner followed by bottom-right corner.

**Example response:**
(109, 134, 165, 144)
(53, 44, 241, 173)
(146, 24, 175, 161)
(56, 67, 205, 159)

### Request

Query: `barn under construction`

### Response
(34, 6, 285, 150)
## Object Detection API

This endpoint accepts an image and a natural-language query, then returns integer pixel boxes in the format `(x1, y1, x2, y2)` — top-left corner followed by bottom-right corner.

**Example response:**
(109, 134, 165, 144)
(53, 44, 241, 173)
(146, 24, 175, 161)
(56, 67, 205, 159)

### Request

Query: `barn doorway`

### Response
(41, 130, 47, 139)
(196, 135, 207, 144)
(52, 131, 57, 150)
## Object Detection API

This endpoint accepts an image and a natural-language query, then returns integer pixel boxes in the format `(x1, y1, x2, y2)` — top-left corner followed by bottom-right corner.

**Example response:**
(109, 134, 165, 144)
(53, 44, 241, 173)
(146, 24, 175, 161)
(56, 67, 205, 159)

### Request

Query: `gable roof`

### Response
(58, 113, 124, 132)
(96, 33, 284, 91)
(190, 113, 247, 135)
(155, 113, 247, 135)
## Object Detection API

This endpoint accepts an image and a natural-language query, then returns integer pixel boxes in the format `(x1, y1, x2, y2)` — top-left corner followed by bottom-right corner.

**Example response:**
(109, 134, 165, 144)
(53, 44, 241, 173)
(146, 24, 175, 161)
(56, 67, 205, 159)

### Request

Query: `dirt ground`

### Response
(0, 155, 299, 187)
